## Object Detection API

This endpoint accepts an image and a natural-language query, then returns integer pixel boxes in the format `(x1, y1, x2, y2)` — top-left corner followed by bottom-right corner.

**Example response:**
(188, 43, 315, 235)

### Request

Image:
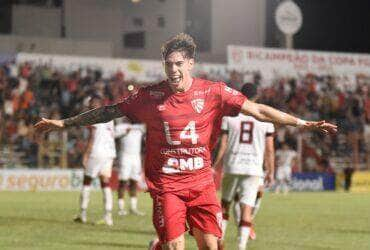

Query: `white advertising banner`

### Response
(16, 53, 229, 83)
(16, 53, 165, 82)
(0, 169, 100, 191)
(228, 45, 370, 83)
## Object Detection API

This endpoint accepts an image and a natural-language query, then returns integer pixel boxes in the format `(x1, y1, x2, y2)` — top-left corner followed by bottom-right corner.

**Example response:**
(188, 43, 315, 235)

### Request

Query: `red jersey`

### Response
(118, 78, 246, 193)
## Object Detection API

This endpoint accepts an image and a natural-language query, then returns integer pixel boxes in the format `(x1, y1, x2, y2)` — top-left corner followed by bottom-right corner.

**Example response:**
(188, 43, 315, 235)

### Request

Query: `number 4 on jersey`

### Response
(164, 121, 199, 145)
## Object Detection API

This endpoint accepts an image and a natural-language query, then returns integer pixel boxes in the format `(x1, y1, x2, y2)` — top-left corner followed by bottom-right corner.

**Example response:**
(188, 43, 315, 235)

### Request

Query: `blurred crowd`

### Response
(228, 71, 370, 172)
(0, 62, 132, 167)
(1, 61, 369, 172)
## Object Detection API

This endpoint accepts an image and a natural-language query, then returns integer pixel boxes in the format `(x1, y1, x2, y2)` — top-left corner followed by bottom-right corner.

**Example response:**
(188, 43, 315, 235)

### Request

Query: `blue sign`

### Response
(291, 173, 336, 191)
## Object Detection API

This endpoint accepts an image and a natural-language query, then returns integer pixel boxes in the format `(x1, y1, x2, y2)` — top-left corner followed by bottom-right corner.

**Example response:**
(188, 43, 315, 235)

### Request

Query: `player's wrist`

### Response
(61, 118, 71, 128)
(296, 118, 307, 128)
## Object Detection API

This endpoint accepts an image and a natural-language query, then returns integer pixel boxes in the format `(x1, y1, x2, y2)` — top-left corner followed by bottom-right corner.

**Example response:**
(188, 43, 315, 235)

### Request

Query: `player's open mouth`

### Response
(169, 75, 182, 83)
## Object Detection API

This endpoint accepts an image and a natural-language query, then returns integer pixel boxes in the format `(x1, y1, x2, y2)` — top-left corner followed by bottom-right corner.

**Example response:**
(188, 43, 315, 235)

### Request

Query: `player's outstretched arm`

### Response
(240, 99, 337, 134)
(34, 104, 124, 134)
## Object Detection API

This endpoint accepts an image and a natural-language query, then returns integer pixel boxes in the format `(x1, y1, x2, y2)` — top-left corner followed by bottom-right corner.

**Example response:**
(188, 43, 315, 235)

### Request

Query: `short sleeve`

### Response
(219, 83, 247, 117)
(221, 117, 229, 131)
(118, 88, 146, 122)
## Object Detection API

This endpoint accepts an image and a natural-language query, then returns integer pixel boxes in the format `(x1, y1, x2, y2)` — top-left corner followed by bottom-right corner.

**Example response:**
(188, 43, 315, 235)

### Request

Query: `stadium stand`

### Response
(0, 60, 369, 174)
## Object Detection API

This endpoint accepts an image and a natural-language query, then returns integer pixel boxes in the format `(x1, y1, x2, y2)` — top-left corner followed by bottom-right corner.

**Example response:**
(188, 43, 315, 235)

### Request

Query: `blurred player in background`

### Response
(74, 95, 116, 226)
(275, 143, 297, 194)
(115, 120, 146, 216)
(35, 33, 336, 250)
(214, 83, 275, 250)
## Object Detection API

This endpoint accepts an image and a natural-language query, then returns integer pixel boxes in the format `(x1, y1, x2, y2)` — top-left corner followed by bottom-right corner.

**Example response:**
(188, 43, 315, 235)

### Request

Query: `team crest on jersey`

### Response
(191, 99, 205, 113)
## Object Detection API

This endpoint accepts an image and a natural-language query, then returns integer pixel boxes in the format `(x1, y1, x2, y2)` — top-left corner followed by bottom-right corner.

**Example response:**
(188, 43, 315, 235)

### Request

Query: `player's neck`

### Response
(170, 77, 193, 93)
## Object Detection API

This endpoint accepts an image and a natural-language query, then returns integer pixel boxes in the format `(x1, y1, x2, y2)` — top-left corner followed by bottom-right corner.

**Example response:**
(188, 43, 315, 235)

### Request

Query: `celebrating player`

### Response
(73, 95, 116, 226)
(213, 83, 275, 250)
(35, 33, 337, 250)
(115, 120, 146, 216)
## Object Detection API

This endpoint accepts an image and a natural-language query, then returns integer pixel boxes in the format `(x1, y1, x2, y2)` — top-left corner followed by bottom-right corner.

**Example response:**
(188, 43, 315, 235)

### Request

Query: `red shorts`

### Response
(151, 183, 222, 243)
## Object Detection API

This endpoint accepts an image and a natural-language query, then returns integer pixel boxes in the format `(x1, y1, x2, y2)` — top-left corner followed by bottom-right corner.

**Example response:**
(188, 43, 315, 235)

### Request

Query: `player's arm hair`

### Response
(63, 104, 124, 128)
(264, 135, 275, 176)
(240, 99, 300, 127)
(213, 132, 228, 169)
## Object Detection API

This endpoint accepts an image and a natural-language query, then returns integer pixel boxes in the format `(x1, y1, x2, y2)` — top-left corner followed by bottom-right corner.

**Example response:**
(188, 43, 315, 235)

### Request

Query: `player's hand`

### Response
(299, 120, 337, 134)
(264, 173, 275, 187)
(34, 118, 65, 135)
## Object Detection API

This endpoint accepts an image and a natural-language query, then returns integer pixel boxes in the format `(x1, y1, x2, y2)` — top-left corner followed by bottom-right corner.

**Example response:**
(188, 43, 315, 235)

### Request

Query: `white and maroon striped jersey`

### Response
(221, 114, 274, 176)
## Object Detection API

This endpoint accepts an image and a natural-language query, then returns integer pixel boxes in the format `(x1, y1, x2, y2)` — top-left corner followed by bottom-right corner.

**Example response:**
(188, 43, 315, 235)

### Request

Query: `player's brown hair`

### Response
(161, 33, 197, 60)
(241, 83, 257, 99)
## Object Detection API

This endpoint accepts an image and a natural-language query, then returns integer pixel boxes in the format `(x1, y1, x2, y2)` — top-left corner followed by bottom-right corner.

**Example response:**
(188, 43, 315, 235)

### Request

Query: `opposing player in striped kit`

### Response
(74, 95, 116, 226)
(115, 121, 146, 216)
(214, 83, 275, 250)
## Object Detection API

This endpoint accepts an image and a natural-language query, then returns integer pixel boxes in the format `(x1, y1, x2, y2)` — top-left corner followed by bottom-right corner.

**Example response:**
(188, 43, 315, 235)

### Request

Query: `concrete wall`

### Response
(7, 0, 266, 62)
(0, 35, 112, 57)
(12, 5, 61, 38)
(64, 0, 123, 56)
(119, 0, 266, 62)
(201, 0, 266, 62)
(121, 0, 185, 60)
(64, 0, 184, 59)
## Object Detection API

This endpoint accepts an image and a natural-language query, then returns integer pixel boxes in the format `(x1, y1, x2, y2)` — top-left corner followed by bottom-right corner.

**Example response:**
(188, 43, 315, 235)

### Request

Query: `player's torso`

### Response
(224, 114, 269, 176)
(277, 150, 295, 168)
(91, 121, 116, 158)
(121, 129, 143, 155)
(141, 79, 221, 175)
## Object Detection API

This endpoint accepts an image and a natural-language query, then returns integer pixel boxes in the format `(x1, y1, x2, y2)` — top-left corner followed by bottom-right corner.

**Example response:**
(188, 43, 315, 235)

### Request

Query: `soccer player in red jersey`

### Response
(35, 33, 337, 250)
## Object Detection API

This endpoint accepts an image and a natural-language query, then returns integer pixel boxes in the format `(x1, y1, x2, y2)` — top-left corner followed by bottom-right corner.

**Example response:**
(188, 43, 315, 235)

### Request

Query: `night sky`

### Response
(291, 0, 370, 53)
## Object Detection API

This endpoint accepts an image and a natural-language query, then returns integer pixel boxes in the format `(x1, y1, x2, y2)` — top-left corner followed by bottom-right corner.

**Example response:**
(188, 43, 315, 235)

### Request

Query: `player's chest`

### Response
(148, 93, 219, 126)
(144, 92, 219, 144)
(96, 123, 114, 137)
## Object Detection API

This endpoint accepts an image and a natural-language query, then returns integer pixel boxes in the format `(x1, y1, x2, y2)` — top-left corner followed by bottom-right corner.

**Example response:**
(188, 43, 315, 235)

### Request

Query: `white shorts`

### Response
(118, 154, 142, 181)
(85, 157, 114, 178)
(276, 167, 292, 181)
(221, 173, 261, 207)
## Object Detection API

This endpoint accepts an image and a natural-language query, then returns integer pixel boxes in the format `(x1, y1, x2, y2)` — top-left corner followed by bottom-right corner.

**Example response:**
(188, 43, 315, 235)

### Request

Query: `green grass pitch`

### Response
(0, 191, 369, 250)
